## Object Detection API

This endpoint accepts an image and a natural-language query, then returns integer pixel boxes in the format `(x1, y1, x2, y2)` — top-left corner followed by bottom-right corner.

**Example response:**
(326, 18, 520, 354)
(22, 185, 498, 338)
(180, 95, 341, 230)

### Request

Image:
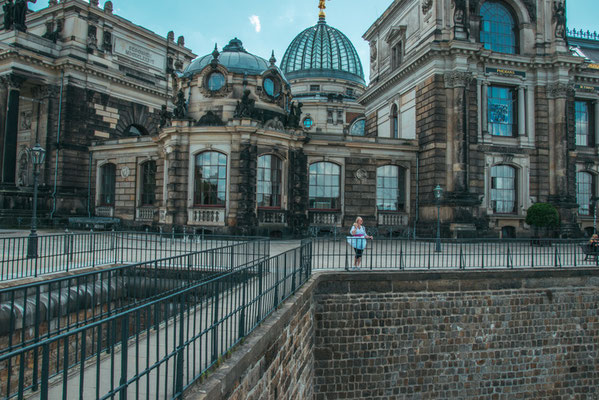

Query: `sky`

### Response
(29, 0, 596, 82)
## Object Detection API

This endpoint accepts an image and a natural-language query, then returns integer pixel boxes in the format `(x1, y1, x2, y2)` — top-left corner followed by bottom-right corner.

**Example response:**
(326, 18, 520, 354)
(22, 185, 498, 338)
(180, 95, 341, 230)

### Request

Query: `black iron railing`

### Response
(0, 240, 311, 400)
(567, 28, 599, 41)
(0, 231, 263, 281)
(312, 237, 596, 270)
(0, 239, 269, 357)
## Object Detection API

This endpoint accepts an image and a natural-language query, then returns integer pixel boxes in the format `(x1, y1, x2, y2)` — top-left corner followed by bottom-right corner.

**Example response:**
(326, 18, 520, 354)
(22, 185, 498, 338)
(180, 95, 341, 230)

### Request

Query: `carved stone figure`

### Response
(422, 0, 433, 15)
(553, 1, 566, 39)
(13, 0, 35, 32)
(90, 0, 99, 6)
(167, 31, 174, 42)
(234, 90, 256, 118)
(370, 40, 377, 62)
(104, 1, 113, 14)
(453, 0, 466, 25)
(197, 111, 224, 126)
(522, 0, 537, 22)
(287, 101, 303, 128)
(177, 35, 185, 47)
(173, 89, 187, 119)
(264, 117, 285, 131)
(42, 19, 62, 43)
(159, 105, 172, 128)
(3, 0, 14, 31)
(87, 25, 97, 54)
(102, 31, 112, 52)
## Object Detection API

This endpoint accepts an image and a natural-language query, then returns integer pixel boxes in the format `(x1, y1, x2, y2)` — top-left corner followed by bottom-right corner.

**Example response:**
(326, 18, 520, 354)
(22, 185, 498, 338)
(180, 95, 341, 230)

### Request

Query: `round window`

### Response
(303, 117, 313, 129)
(207, 72, 225, 91)
(263, 77, 279, 97)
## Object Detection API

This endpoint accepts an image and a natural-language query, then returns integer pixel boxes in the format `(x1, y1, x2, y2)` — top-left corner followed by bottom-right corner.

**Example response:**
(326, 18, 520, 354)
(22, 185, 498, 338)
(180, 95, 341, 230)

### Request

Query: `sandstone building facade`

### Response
(1, 0, 598, 238)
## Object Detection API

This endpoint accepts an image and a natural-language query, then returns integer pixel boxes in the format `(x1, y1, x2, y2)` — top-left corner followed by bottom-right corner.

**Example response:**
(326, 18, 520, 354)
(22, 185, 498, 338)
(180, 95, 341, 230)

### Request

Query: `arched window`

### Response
(479, 1, 518, 54)
(124, 124, 149, 136)
(257, 155, 282, 208)
(376, 165, 406, 211)
(194, 151, 227, 206)
(140, 161, 157, 206)
(391, 104, 399, 138)
(309, 162, 341, 210)
(350, 118, 365, 136)
(577, 171, 594, 216)
(99, 163, 116, 206)
(490, 165, 517, 213)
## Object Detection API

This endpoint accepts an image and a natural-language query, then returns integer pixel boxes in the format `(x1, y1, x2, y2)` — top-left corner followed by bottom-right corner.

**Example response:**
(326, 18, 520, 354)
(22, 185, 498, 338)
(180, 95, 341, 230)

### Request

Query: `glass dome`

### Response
(184, 38, 271, 77)
(280, 18, 365, 85)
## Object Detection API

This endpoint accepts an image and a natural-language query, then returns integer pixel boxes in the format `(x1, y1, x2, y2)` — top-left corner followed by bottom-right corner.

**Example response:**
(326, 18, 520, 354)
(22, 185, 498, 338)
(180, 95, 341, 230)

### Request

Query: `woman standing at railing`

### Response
(347, 216, 373, 270)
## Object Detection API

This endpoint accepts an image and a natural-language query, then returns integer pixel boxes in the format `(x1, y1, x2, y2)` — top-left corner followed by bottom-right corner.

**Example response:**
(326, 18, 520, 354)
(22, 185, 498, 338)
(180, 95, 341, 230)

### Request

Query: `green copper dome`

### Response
(280, 18, 365, 85)
(184, 38, 271, 77)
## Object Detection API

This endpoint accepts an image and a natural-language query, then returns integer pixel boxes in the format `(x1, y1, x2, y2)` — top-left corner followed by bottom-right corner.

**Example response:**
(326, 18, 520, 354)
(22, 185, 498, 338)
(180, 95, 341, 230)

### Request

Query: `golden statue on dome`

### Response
(318, 0, 327, 19)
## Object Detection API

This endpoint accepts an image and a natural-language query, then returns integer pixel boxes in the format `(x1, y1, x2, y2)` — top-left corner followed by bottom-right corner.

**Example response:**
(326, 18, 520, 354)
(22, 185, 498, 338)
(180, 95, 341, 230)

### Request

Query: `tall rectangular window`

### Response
(140, 161, 157, 206)
(491, 165, 517, 214)
(99, 164, 116, 206)
(577, 171, 594, 216)
(575, 100, 593, 147)
(488, 86, 517, 137)
(257, 155, 282, 208)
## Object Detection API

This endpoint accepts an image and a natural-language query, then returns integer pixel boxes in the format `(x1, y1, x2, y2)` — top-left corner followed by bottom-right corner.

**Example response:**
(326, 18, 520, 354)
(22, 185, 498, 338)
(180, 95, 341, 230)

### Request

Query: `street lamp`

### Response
(27, 143, 46, 259)
(593, 196, 598, 235)
(433, 184, 443, 253)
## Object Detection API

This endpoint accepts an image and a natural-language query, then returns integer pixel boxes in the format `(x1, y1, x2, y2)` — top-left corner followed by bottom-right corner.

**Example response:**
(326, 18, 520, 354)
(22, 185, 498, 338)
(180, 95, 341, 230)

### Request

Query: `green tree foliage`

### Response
(525, 203, 560, 228)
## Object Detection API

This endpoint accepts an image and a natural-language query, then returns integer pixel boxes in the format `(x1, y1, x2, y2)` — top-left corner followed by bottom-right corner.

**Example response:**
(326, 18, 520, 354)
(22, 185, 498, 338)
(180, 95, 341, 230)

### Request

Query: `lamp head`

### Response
(433, 184, 443, 200)
(29, 143, 46, 166)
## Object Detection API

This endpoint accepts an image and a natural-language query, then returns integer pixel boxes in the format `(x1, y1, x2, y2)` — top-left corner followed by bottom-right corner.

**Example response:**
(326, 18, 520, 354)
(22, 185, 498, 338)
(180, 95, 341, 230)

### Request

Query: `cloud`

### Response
(249, 15, 261, 33)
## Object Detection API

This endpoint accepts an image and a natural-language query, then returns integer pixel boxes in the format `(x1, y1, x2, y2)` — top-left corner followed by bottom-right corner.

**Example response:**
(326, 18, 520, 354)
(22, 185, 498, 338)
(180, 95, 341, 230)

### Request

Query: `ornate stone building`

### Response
(2, 0, 598, 237)
(361, 0, 599, 237)
(0, 0, 194, 221)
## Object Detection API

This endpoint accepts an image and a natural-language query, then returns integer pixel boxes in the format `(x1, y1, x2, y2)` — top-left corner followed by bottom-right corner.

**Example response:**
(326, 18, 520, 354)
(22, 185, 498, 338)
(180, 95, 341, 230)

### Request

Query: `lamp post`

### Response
(433, 184, 443, 253)
(593, 196, 598, 235)
(27, 143, 46, 259)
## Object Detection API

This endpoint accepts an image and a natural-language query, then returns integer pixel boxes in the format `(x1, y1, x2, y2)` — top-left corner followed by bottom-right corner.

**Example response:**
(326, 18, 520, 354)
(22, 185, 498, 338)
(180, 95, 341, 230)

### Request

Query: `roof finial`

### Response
(318, 0, 326, 20)
(269, 50, 276, 67)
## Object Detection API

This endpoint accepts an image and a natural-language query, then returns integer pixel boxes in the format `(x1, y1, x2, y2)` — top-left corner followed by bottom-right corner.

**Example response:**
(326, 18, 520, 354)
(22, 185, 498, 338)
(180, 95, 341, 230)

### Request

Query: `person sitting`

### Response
(589, 234, 599, 249)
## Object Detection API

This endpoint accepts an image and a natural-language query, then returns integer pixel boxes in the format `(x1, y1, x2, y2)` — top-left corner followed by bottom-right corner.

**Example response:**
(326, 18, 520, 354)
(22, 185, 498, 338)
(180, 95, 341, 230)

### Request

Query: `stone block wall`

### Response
(187, 277, 315, 400)
(313, 270, 599, 399)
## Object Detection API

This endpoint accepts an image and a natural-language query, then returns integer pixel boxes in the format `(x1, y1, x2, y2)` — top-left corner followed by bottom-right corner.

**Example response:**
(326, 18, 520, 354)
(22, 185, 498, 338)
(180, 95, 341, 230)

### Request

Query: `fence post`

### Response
(175, 296, 185, 396)
(40, 343, 49, 400)
(459, 245, 464, 270)
(238, 268, 247, 339)
(211, 280, 219, 364)
(119, 314, 129, 400)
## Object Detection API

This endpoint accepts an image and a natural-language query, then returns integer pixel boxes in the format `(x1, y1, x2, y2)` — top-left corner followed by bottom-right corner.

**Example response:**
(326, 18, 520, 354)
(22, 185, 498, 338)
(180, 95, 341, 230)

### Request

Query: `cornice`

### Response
(0, 50, 169, 98)
(360, 43, 591, 105)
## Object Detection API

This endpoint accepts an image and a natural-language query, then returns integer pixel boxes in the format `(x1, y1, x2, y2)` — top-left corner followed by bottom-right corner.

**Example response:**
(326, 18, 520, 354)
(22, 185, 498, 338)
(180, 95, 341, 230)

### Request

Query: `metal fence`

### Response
(0, 231, 263, 281)
(0, 239, 311, 400)
(0, 239, 269, 357)
(312, 237, 596, 270)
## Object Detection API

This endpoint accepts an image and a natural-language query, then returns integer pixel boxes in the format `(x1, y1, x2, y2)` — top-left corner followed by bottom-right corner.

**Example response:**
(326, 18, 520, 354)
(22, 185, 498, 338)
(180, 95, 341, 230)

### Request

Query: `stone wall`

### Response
(313, 270, 599, 399)
(186, 276, 315, 400)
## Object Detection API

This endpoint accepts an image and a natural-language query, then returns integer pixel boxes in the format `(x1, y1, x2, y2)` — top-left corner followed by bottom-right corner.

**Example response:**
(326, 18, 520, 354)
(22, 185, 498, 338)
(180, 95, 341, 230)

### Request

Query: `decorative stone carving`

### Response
(444, 71, 473, 88)
(90, 0, 99, 6)
(13, 0, 36, 32)
(234, 90, 256, 119)
(3, 0, 14, 31)
(553, 0, 566, 39)
(102, 31, 112, 53)
(585, 161, 595, 171)
(172, 89, 187, 119)
(120, 166, 130, 179)
(41, 19, 63, 43)
(167, 31, 174, 42)
(159, 105, 172, 128)
(196, 111, 224, 127)
(522, 0, 537, 22)
(0, 74, 26, 90)
(422, 0, 433, 14)
(104, 1, 113, 14)
(502, 154, 514, 164)
(177, 36, 185, 47)
(286, 101, 303, 128)
(354, 168, 368, 183)
(16, 148, 29, 187)
(453, 0, 466, 24)
(264, 117, 285, 131)
(87, 25, 97, 54)
(547, 83, 571, 99)
(369, 40, 377, 62)
(19, 111, 31, 130)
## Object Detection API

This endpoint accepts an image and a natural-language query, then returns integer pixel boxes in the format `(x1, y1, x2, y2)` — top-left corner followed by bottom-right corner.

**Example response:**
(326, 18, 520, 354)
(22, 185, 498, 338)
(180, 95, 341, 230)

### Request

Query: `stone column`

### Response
(518, 86, 526, 136)
(236, 142, 257, 235)
(481, 81, 488, 135)
(444, 72, 472, 193)
(547, 83, 569, 197)
(527, 86, 535, 144)
(595, 100, 599, 147)
(0, 79, 8, 178)
(1, 75, 25, 184)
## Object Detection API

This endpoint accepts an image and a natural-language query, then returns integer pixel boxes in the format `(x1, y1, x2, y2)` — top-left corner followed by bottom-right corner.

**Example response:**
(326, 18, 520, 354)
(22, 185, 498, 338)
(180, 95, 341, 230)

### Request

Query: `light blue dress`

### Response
(347, 226, 367, 250)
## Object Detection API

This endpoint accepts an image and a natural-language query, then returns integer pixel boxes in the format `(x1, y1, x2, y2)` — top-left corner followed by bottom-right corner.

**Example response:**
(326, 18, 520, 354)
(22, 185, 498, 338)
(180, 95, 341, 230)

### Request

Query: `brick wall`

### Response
(313, 270, 599, 399)
(187, 277, 315, 400)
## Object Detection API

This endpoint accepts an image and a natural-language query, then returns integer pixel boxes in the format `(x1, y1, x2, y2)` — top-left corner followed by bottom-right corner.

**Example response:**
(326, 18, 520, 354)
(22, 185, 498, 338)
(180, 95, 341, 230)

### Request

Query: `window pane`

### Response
(577, 171, 594, 216)
(100, 164, 116, 206)
(376, 165, 405, 211)
(576, 101, 591, 147)
(257, 155, 282, 207)
(309, 162, 341, 209)
(490, 165, 516, 213)
(194, 152, 227, 206)
(488, 86, 515, 137)
(480, 2, 517, 54)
